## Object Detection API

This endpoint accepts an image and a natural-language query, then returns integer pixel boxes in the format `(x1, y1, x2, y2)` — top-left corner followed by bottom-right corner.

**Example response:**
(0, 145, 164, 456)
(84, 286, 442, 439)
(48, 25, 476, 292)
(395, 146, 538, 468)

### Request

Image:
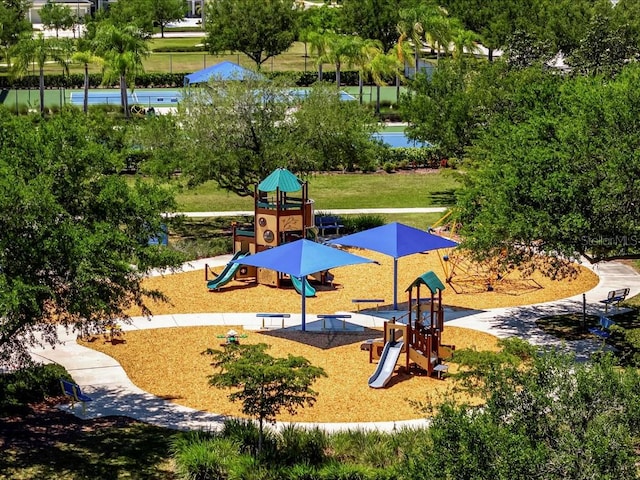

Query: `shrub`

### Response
(382, 162, 396, 173)
(278, 425, 327, 467)
(342, 215, 385, 234)
(0, 363, 71, 414)
(171, 431, 239, 480)
(220, 418, 277, 460)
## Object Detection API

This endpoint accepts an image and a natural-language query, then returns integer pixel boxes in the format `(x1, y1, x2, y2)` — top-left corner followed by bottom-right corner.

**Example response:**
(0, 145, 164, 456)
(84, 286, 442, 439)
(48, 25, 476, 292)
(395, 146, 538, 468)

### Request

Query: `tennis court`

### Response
(68, 89, 183, 107)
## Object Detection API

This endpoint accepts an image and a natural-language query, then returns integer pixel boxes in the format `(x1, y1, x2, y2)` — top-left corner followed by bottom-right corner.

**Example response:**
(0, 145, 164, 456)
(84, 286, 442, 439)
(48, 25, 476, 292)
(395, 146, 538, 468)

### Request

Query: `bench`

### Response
(257, 313, 291, 329)
(599, 288, 630, 313)
(315, 216, 344, 236)
(589, 315, 616, 339)
(433, 363, 449, 380)
(60, 379, 93, 414)
(317, 314, 352, 330)
(352, 299, 385, 312)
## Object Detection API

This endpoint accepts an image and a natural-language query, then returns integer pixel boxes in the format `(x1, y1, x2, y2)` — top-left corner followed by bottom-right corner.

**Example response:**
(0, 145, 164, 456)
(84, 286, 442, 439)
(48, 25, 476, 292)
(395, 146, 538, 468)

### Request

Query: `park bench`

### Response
(589, 315, 616, 339)
(60, 379, 93, 414)
(257, 313, 291, 329)
(352, 299, 385, 312)
(599, 288, 630, 313)
(315, 216, 344, 236)
(317, 314, 352, 330)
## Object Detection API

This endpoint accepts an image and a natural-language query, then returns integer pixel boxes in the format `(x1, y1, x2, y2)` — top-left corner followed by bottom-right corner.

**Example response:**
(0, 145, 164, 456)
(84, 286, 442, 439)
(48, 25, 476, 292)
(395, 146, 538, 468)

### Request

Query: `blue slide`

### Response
(207, 252, 250, 290)
(291, 276, 316, 297)
(368, 341, 404, 388)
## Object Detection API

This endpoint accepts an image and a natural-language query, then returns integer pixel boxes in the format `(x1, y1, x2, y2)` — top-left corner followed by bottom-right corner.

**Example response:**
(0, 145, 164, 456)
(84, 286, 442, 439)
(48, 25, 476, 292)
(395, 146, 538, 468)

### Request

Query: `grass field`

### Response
(173, 171, 460, 212)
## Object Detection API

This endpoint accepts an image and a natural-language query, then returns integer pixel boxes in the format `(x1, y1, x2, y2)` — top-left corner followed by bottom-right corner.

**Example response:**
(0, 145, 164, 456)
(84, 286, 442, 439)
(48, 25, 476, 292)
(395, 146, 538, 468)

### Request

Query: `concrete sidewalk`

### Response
(171, 207, 448, 218)
(28, 258, 640, 432)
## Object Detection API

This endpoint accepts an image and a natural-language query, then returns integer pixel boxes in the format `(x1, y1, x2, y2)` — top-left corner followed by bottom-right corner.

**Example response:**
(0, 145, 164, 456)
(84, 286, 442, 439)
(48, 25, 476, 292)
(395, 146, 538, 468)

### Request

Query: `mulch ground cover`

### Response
(77, 251, 598, 423)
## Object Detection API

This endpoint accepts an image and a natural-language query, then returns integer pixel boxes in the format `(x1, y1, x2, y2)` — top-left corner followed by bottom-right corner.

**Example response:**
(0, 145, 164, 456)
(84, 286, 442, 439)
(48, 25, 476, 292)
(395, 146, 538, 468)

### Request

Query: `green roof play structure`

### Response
(205, 168, 326, 297)
(367, 270, 455, 388)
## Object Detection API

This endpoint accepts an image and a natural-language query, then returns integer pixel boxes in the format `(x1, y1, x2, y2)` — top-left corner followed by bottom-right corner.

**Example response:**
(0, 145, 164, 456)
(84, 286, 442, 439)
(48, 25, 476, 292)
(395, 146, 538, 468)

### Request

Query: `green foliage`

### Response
(379, 147, 442, 169)
(566, 11, 640, 77)
(342, 214, 385, 233)
(457, 64, 640, 267)
(140, 80, 380, 195)
(0, 363, 70, 414)
(39, 0, 75, 38)
(204, 343, 326, 453)
(0, 107, 184, 366)
(278, 425, 327, 467)
(205, 0, 297, 70)
(171, 431, 239, 480)
(220, 418, 278, 459)
(404, 350, 640, 479)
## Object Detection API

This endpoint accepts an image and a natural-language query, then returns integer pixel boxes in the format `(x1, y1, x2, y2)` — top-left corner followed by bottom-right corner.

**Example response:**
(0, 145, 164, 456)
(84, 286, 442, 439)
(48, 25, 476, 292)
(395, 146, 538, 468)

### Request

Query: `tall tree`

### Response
(11, 33, 73, 115)
(150, 0, 187, 39)
(405, 347, 640, 478)
(0, 0, 32, 67)
(92, 23, 150, 118)
(108, 0, 155, 35)
(298, 5, 342, 70)
(205, 0, 297, 70)
(341, 0, 409, 52)
(318, 33, 362, 88)
(0, 108, 183, 367)
(71, 50, 103, 113)
(205, 343, 326, 453)
(39, 0, 75, 38)
(366, 50, 402, 114)
(566, 12, 639, 77)
(457, 65, 640, 268)
(137, 80, 381, 193)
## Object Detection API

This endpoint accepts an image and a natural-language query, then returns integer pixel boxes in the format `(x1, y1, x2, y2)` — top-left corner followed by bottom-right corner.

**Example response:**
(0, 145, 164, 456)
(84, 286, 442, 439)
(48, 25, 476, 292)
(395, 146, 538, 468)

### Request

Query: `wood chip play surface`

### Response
(80, 251, 598, 423)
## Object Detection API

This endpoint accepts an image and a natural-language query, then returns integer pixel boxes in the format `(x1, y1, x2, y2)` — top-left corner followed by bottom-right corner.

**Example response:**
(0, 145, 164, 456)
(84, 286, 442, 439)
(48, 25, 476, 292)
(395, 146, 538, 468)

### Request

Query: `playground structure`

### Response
(206, 168, 321, 295)
(430, 211, 542, 295)
(367, 271, 454, 388)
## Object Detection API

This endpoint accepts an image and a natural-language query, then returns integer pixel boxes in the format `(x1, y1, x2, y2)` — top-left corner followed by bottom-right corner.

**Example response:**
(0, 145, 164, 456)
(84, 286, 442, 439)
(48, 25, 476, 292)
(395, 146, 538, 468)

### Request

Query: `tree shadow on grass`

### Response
(0, 400, 176, 480)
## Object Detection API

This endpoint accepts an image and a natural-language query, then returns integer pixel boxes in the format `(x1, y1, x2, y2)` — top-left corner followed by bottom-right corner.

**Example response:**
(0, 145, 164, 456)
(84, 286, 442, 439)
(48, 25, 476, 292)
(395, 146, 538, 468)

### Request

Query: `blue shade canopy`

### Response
(329, 222, 458, 259)
(231, 239, 373, 278)
(329, 222, 458, 308)
(184, 61, 263, 85)
(258, 168, 303, 193)
(231, 240, 375, 331)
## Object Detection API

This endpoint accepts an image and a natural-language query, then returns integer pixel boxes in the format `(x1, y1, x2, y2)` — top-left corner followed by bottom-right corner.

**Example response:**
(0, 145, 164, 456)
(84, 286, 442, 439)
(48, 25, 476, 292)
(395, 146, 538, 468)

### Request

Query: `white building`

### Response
(28, 0, 93, 23)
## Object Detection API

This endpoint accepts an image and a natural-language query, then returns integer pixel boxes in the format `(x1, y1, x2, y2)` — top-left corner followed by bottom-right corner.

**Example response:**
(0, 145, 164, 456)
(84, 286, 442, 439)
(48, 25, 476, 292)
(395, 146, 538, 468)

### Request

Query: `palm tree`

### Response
(308, 30, 330, 82)
(423, 12, 454, 63)
(352, 37, 383, 104)
(91, 23, 149, 118)
(71, 50, 103, 113)
(451, 24, 481, 65)
(322, 33, 362, 88)
(397, 7, 424, 75)
(11, 33, 71, 115)
(390, 40, 412, 102)
(366, 50, 402, 115)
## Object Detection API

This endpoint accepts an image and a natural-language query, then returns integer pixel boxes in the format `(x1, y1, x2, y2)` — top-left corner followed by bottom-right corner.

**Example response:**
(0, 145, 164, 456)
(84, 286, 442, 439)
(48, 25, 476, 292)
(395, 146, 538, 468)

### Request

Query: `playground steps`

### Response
(409, 348, 437, 371)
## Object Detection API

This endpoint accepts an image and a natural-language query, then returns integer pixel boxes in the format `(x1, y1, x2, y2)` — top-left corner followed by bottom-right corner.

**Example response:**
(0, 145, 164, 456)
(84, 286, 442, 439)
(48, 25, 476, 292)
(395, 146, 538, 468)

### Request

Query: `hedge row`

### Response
(0, 70, 396, 89)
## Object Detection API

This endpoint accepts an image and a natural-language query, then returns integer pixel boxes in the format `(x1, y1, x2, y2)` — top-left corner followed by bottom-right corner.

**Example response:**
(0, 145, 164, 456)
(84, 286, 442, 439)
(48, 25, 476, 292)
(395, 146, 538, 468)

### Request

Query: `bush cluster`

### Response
(0, 70, 396, 89)
(172, 419, 407, 480)
(0, 363, 71, 414)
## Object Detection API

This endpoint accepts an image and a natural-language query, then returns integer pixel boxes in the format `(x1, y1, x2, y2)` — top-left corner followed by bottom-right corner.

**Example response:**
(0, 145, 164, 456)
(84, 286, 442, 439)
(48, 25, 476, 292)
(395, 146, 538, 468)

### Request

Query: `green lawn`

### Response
(173, 171, 460, 212)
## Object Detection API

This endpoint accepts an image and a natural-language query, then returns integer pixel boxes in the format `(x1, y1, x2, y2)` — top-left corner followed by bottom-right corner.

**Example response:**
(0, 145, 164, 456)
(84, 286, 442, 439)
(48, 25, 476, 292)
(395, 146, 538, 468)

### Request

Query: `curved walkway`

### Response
(29, 257, 640, 433)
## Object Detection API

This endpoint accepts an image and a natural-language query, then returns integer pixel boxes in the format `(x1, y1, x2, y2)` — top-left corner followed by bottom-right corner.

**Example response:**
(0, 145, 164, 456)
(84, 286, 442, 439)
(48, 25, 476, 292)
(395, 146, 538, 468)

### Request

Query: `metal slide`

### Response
(368, 340, 404, 389)
(206, 252, 250, 290)
(291, 276, 316, 297)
